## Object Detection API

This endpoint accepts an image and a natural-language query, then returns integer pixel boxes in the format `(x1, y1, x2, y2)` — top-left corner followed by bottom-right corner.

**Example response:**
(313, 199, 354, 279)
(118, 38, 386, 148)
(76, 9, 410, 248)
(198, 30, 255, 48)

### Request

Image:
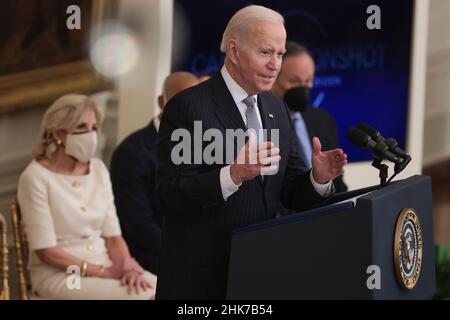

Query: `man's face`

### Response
(232, 21, 286, 95)
(271, 53, 315, 98)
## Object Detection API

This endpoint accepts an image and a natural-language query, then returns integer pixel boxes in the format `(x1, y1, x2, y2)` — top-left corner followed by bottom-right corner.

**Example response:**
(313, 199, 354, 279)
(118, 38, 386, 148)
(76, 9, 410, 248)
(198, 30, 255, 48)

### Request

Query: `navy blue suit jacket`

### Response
(110, 121, 162, 275)
(156, 73, 328, 299)
(301, 106, 348, 192)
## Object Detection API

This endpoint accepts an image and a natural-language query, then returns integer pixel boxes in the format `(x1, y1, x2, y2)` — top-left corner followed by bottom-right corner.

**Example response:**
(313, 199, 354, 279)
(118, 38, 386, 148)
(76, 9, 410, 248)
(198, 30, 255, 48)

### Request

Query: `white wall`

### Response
(423, 0, 450, 166)
(116, 0, 173, 143)
(0, 0, 175, 251)
(344, 0, 430, 190)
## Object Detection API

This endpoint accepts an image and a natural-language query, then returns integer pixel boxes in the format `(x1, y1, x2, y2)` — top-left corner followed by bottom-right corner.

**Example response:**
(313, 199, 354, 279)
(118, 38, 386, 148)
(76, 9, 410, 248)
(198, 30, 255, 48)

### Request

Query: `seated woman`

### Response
(17, 94, 156, 299)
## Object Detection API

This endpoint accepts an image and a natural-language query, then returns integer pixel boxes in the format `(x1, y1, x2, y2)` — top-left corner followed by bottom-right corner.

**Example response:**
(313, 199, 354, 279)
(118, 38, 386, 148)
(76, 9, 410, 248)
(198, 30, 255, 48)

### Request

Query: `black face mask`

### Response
(283, 86, 311, 113)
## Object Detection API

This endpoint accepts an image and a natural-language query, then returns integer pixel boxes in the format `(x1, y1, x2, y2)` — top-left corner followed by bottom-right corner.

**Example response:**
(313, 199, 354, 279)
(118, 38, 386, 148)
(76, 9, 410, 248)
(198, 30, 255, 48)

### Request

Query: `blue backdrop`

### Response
(172, 0, 414, 162)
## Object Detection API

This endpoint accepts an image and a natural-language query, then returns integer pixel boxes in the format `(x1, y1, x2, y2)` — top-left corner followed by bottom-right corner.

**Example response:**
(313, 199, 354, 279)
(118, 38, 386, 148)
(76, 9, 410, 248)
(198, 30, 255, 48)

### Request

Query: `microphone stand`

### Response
(318, 156, 409, 208)
(387, 156, 410, 184)
(372, 158, 389, 186)
(319, 161, 395, 208)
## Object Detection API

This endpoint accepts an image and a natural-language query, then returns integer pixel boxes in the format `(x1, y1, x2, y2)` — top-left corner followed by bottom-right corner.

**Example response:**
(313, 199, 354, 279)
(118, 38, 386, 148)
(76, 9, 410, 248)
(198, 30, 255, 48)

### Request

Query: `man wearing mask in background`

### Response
(272, 41, 348, 192)
(110, 71, 200, 275)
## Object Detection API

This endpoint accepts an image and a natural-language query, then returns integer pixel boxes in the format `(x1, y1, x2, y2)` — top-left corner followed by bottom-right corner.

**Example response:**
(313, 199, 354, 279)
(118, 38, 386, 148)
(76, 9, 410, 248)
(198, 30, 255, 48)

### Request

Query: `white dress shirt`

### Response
(219, 66, 332, 201)
(153, 116, 160, 133)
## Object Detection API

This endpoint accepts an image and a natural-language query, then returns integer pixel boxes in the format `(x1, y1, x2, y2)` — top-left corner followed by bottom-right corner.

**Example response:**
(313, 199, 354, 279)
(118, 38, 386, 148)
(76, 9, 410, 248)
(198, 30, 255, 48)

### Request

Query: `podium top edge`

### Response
(232, 201, 354, 236)
(358, 175, 431, 202)
(231, 176, 430, 237)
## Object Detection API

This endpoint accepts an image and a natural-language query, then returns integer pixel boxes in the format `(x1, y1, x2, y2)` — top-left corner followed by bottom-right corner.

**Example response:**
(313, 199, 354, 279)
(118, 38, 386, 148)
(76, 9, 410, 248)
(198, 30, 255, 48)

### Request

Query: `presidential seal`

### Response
(394, 208, 423, 289)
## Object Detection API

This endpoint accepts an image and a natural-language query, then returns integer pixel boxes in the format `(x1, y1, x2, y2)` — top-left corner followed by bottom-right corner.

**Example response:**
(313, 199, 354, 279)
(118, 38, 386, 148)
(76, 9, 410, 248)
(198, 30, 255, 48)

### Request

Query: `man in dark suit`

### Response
(156, 5, 347, 299)
(272, 41, 348, 192)
(110, 72, 199, 275)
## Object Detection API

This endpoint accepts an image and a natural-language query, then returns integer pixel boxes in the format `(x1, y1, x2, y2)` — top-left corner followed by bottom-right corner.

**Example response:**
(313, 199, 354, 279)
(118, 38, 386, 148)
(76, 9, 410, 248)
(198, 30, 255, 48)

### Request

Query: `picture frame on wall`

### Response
(0, 0, 118, 114)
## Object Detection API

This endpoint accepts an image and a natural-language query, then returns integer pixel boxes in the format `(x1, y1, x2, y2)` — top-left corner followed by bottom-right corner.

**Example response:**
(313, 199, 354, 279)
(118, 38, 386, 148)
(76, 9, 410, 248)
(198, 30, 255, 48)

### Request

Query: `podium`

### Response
(226, 175, 436, 299)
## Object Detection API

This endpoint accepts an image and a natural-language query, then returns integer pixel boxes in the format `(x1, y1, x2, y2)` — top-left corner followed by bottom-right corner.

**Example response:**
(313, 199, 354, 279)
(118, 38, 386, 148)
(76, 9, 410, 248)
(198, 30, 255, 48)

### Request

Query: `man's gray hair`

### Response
(220, 5, 284, 53)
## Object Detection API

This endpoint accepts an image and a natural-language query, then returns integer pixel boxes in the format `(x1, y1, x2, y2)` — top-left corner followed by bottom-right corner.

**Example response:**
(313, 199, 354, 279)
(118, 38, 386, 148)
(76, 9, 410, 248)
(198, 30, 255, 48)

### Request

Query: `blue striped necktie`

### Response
(243, 96, 262, 141)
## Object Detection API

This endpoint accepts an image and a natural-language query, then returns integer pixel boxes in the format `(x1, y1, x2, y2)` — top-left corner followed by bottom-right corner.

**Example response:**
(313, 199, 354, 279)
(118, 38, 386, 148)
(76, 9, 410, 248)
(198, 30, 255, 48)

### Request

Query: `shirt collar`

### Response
(153, 116, 160, 133)
(221, 66, 257, 105)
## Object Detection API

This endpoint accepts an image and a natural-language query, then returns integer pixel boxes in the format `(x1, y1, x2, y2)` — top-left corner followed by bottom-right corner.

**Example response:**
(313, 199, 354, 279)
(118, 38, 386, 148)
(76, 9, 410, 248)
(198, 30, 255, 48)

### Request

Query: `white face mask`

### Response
(65, 131, 98, 163)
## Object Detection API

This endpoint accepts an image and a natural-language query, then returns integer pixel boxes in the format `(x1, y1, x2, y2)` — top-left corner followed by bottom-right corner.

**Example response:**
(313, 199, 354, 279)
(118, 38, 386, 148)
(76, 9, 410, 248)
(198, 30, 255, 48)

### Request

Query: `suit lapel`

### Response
(211, 75, 275, 188)
(257, 93, 277, 188)
(257, 94, 274, 134)
(212, 74, 246, 131)
(146, 120, 158, 148)
(301, 108, 315, 144)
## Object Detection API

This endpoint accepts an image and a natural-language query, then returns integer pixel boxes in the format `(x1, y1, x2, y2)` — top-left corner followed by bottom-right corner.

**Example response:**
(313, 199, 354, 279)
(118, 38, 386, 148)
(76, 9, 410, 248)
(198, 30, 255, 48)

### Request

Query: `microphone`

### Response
(345, 127, 403, 164)
(358, 123, 410, 160)
(385, 138, 411, 173)
(357, 123, 385, 143)
(385, 138, 410, 159)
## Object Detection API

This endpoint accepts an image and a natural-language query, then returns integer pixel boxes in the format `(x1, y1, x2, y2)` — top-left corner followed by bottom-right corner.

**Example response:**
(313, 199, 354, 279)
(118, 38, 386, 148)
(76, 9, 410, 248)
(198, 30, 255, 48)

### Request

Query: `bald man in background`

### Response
(110, 72, 199, 275)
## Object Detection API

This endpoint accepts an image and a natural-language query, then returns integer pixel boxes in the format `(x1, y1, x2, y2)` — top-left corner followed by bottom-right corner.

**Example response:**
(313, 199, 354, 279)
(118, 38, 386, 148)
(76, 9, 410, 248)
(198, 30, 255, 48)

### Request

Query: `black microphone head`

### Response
(357, 123, 382, 142)
(386, 137, 410, 159)
(394, 154, 411, 174)
(385, 138, 398, 148)
(346, 127, 370, 147)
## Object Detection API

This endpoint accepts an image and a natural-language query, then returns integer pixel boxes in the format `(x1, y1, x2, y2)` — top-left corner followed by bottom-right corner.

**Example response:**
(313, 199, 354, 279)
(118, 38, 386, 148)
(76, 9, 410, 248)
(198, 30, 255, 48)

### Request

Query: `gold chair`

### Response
(11, 200, 31, 300)
(0, 212, 10, 300)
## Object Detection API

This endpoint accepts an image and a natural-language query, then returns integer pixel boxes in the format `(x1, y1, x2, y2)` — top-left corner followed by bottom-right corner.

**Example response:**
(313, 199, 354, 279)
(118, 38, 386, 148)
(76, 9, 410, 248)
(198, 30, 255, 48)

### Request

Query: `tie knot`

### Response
(291, 112, 302, 124)
(243, 96, 256, 109)
(292, 112, 301, 120)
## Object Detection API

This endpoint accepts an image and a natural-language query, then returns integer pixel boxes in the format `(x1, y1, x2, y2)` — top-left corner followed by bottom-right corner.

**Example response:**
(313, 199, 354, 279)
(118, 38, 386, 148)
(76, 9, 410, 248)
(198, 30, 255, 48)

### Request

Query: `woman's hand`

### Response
(120, 270, 153, 295)
(122, 257, 145, 275)
(101, 263, 123, 279)
(100, 257, 144, 279)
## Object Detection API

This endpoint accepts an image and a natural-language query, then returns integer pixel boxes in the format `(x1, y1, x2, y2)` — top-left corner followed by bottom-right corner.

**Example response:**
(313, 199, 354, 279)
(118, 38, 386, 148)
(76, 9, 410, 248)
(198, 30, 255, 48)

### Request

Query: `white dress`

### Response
(17, 158, 156, 300)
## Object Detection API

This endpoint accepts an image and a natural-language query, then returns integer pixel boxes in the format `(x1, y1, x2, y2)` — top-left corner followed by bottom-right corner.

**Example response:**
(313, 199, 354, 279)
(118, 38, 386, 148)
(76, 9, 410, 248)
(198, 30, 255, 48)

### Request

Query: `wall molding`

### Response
(0, 150, 31, 198)
(427, 48, 450, 75)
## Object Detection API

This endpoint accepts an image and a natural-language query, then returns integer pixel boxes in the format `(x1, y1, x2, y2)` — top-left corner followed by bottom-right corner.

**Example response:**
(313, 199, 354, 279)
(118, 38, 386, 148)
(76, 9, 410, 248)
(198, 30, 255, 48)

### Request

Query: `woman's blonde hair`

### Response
(220, 5, 284, 53)
(33, 94, 103, 161)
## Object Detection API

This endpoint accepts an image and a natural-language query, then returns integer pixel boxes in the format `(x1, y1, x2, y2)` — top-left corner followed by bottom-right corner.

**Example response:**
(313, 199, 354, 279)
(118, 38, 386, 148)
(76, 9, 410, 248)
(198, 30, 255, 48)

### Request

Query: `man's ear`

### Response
(158, 95, 165, 110)
(228, 39, 239, 65)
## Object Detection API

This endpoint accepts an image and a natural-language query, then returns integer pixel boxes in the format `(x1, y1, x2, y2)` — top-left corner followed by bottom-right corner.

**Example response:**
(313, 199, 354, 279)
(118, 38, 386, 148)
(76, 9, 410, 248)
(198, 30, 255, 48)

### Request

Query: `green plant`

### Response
(435, 244, 450, 299)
